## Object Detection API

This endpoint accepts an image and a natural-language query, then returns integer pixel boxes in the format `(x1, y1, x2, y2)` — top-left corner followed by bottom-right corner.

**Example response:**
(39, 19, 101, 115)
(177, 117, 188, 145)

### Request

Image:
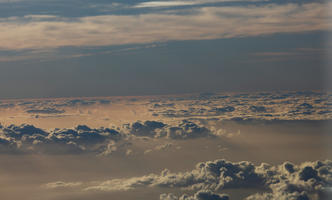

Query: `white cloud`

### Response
(134, 1, 198, 8)
(134, 0, 267, 8)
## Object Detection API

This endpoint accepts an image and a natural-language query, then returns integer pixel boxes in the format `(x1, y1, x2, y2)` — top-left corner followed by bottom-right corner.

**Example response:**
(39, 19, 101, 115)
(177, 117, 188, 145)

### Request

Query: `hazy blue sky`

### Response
(0, 0, 331, 98)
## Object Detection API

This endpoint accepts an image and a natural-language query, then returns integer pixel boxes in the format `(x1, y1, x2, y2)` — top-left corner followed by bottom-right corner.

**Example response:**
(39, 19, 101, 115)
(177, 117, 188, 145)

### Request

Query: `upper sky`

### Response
(0, 0, 331, 98)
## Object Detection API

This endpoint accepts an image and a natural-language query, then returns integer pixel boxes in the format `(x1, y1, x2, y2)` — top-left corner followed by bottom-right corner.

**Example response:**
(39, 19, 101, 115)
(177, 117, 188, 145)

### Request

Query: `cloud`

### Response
(134, 1, 200, 8)
(253, 48, 326, 57)
(0, 2, 329, 50)
(144, 143, 174, 154)
(42, 181, 82, 189)
(133, 0, 263, 8)
(125, 120, 215, 139)
(0, 120, 223, 154)
(0, 124, 122, 154)
(0, 103, 15, 108)
(26, 107, 65, 114)
(160, 190, 230, 200)
(249, 48, 327, 62)
(0, 90, 331, 127)
(129, 120, 167, 137)
(151, 91, 332, 120)
(45, 159, 332, 200)
(249, 105, 266, 112)
(53, 99, 97, 107)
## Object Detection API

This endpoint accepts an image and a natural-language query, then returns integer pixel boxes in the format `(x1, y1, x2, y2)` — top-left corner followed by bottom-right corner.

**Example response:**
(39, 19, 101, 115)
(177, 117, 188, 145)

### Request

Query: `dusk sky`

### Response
(1, 2, 332, 199)
(0, 0, 331, 98)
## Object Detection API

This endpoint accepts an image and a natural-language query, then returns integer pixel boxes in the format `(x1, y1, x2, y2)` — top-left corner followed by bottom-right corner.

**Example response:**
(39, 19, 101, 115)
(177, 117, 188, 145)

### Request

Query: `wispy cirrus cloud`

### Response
(253, 48, 326, 57)
(248, 47, 328, 62)
(133, 0, 266, 8)
(0, 43, 163, 62)
(0, 2, 329, 51)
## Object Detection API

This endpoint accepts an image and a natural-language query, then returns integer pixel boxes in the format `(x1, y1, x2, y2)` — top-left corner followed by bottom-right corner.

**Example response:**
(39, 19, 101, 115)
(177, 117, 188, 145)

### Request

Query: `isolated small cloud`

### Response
(42, 181, 82, 189)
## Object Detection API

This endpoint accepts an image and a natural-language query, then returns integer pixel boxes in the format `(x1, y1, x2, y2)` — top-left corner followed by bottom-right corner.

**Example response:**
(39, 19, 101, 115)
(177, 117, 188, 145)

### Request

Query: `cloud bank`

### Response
(0, 120, 222, 154)
(44, 159, 332, 200)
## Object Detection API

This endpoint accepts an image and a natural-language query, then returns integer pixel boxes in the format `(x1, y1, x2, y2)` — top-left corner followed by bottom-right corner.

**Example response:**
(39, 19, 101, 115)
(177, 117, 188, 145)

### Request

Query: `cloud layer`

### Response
(1, 90, 331, 123)
(151, 91, 332, 121)
(0, 2, 330, 50)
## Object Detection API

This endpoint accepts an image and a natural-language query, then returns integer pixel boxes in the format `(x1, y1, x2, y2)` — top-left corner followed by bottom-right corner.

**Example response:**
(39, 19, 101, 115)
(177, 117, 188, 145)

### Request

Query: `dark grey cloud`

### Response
(53, 99, 97, 107)
(0, 120, 223, 154)
(126, 120, 215, 139)
(0, 124, 121, 154)
(0, 98, 113, 115)
(249, 105, 266, 113)
(26, 107, 65, 114)
(0, 103, 15, 108)
(129, 121, 167, 137)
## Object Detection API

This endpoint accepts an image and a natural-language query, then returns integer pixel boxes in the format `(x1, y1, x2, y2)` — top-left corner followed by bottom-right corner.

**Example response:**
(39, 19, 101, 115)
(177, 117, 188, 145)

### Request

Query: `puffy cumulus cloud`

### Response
(245, 160, 332, 200)
(0, 120, 222, 154)
(125, 120, 215, 139)
(160, 190, 229, 200)
(50, 159, 331, 200)
(128, 120, 167, 137)
(0, 2, 329, 50)
(0, 123, 122, 154)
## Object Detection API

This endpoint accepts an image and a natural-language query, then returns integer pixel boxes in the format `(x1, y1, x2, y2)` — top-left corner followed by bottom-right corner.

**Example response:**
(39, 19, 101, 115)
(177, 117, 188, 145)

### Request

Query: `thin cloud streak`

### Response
(0, 3, 330, 50)
(253, 48, 326, 57)
(0, 43, 164, 62)
(134, 0, 266, 8)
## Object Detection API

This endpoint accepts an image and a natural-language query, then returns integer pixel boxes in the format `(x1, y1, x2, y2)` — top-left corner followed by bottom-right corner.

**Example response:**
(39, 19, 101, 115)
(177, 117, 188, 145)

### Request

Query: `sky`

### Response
(1, 2, 332, 199)
(0, 0, 331, 98)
